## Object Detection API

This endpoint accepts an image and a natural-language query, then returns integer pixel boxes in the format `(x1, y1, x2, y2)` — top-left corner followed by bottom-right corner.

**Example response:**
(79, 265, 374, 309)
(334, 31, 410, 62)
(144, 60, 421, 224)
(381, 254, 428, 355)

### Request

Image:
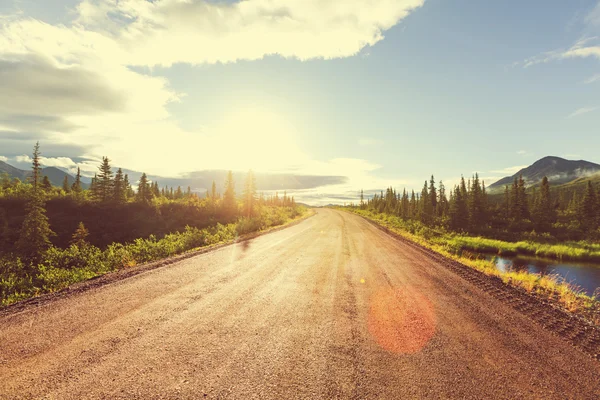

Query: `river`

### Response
(491, 256, 600, 297)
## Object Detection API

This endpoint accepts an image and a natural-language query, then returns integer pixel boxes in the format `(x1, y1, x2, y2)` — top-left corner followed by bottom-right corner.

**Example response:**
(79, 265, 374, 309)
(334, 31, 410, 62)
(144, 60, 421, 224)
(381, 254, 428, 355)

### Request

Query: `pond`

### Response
(490, 256, 600, 297)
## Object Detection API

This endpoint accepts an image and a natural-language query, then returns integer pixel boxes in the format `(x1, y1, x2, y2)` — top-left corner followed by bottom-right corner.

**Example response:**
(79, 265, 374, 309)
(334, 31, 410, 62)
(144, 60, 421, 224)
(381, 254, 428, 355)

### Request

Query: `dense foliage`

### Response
(0, 143, 305, 306)
(357, 173, 600, 242)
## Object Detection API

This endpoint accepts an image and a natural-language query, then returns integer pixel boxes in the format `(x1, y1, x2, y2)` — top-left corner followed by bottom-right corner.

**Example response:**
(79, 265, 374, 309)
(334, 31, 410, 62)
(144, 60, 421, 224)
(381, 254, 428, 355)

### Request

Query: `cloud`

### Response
(584, 73, 600, 84)
(516, 150, 528, 155)
(585, 2, 600, 27)
(75, 0, 425, 67)
(0, 0, 424, 182)
(14, 154, 32, 163)
(568, 106, 598, 118)
(523, 37, 600, 67)
(358, 137, 384, 146)
(0, 155, 7, 162)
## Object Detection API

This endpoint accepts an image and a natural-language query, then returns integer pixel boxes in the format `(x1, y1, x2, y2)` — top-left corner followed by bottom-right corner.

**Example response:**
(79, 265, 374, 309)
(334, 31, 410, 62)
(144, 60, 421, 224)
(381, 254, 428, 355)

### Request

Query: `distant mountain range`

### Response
(488, 156, 600, 190)
(0, 160, 344, 193)
(0, 160, 88, 189)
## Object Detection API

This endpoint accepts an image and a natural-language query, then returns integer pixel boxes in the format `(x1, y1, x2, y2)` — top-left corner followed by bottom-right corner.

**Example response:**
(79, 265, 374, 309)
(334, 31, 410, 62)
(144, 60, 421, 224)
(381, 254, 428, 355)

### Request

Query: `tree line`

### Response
(358, 173, 600, 239)
(0, 142, 298, 261)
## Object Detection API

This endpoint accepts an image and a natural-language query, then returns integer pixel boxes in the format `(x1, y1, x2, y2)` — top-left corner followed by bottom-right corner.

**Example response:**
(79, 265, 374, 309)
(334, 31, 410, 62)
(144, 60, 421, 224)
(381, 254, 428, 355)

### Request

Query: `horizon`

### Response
(1, 0, 600, 204)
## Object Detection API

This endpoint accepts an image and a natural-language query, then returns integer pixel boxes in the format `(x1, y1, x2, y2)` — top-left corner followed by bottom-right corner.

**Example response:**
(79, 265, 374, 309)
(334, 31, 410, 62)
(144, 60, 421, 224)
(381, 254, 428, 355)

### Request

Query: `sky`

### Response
(1, 0, 600, 204)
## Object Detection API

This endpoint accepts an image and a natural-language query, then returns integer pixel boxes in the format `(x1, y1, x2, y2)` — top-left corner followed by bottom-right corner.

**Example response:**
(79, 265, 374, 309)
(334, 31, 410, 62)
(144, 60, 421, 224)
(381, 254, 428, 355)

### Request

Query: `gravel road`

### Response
(1, 209, 599, 399)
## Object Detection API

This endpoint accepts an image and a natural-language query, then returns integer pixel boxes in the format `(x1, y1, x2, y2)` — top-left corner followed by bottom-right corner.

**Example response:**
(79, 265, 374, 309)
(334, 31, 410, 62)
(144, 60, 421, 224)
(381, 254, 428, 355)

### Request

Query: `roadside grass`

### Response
(343, 208, 599, 321)
(0, 206, 308, 307)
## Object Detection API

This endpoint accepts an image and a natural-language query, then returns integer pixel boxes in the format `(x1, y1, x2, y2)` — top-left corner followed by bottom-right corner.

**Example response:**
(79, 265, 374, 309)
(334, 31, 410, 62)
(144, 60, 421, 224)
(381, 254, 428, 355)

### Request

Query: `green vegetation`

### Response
(0, 143, 306, 307)
(342, 171, 600, 319)
(346, 209, 598, 317)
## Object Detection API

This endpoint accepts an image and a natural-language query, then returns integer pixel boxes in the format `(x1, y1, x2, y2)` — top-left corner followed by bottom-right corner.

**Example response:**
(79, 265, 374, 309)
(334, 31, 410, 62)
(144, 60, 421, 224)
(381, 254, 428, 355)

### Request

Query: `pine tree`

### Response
(360, 189, 365, 209)
(96, 157, 114, 202)
(468, 173, 485, 232)
(41, 176, 52, 191)
(438, 181, 448, 219)
(223, 171, 236, 215)
(533, 176, 555, 232)
(136, 173, 153, 203)
(429, 175, 437, 216)
(113, 168, 127, 204)
(211, 181, 217, 202)
(29, 141, 42, 192)
(90, 173, 100, 201)
(72, 167, 82, 192)
(175, 186, 183, 200)
(580, 181, 598, 231)
(242, 170, 257, 217)
(17, 143, 55, 262)
(124, 174, 134, 199)
(70, 222, 90, 248)
(62, 175, 70, 193)
(449, 178, 469, 231)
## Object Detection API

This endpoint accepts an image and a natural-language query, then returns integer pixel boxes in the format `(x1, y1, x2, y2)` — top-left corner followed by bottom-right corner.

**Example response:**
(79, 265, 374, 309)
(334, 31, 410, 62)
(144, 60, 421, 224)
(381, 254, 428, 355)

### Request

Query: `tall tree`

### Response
(113, 168, 127, 204)
(72, 167, 82, 194)
(62, 175, 70, 193)
(223, 171, 236, 215)
(136, 173, 153, 203)
(96, 157, 113, 202)
(580, 181, 598, 231)
(17, 143, 55, 263)
(533, 176, 556, 232)
(41, 176, 52, 191)
(242, 170, 257, 217)
(30, 141, 42, 192)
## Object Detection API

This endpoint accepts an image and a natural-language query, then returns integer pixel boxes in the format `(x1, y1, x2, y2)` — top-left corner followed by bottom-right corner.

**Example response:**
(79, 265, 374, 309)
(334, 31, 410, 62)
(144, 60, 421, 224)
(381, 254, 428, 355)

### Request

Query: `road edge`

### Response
(0, 210, 316, 318)
(340, 209, 600, 362)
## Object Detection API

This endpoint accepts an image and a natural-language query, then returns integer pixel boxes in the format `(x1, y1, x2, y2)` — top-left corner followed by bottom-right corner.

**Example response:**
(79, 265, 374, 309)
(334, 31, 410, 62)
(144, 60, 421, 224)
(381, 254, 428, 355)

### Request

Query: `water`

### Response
(490, 256, 600, 297)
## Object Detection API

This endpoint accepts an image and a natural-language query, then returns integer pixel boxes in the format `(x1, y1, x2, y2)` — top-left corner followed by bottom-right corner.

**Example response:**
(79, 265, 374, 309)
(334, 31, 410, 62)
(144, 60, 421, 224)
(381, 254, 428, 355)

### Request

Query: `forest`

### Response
(352, 173, 600, 262)
(0, 143, 305, 306)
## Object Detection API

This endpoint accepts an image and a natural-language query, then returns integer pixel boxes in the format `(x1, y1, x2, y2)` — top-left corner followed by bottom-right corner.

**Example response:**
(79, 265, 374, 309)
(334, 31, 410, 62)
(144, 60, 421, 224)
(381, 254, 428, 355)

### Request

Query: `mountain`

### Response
(0, 160, 28, 180)
(488, 156, 600, 190)
(0, 161, 87, 189)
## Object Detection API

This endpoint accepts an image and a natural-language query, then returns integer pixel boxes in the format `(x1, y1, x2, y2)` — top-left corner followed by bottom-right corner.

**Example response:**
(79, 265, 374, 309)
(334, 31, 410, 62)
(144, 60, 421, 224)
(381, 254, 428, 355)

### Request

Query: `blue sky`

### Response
(1, 0, 600, 204)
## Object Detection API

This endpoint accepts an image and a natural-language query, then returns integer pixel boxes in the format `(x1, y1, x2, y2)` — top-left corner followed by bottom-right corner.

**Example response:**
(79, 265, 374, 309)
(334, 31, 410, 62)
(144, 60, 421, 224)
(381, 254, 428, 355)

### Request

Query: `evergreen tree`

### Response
(533, 176, 556, 232)
(72, 167, 82, 193)
(429, 175, 437, 216)
(360, 189, 365, 209)
(90, 173, 100, 201)
(124, 174, 134, 199)
(30, 141, 42, 192)
(449, 178, 469, 231)
(223, 171, 236, 215)
(136, 173, 153, 203)
(97, 157, 114, 202)
(62, 175, 70, 193)
(243, 170, 257, 217)
(468, 173, 485, 232)
(175, 186, 183, 200)
(41, 176, 52, 191)
(113, 168, 127, 204)
(438, 181, 448, 219)
(211, 181, 217, 202)
(580, 181, 598, 231)
(70, 222, 90, 248)
(16, 143, 55, 263)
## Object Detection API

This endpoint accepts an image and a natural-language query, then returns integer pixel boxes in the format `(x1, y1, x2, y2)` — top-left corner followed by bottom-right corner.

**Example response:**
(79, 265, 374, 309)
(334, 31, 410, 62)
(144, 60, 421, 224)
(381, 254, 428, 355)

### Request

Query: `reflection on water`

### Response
(491, 256, 600, 296)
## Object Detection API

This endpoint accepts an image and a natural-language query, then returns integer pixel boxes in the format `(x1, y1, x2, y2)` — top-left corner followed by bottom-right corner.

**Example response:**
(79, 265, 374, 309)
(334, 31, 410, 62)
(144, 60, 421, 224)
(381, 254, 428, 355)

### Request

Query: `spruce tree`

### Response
(113, 168, 127, 204)
(136, 173, 153, 203)
(17, 143, 55, 263)
(72, 167, 82, 194)
(580, 181, 598, 231)
(97, 157, 114, 202)
(70, 222, 90, 248)
(62, 175, 70, 193)
(41, 176, 52, 191)
(243, 170, 257, 217)
(30, 141, 42, 192)
(223, 171, 236, 215)
(429, 175, 437, 216)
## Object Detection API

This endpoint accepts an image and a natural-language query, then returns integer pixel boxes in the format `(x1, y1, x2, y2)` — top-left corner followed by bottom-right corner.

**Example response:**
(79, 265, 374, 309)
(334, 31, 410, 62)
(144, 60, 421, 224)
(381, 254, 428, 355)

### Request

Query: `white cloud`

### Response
(0, 155, 7, 162)
(516, 150, 528, 155)
(568, 106, 598, 118)
(75, 0, 425, 67)
(585, 2, 600, 27)
(584, 73, 600, 84)
(14, 154, 32, 163)
(0, 0, 424, 181)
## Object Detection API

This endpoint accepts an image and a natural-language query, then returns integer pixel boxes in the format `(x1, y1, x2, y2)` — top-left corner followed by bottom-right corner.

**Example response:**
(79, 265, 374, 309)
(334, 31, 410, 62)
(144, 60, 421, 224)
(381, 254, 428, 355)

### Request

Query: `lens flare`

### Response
(367, 286, 436, 354)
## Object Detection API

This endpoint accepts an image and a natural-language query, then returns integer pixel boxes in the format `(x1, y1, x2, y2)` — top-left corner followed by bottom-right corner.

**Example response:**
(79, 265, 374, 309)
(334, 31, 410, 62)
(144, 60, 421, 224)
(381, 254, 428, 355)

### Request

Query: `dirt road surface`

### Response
(1, 209, 599, 399)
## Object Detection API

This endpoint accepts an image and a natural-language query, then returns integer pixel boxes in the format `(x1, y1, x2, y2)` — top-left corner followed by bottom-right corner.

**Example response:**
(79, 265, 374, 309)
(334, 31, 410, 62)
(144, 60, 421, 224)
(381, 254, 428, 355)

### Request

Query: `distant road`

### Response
(1, 209, 599, 399)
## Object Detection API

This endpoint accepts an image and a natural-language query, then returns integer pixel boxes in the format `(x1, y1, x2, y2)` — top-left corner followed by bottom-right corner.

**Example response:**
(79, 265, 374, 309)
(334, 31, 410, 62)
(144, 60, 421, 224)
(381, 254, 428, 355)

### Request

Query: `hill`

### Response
(0, 161, 87, 189)
(489, 156, 600, 190)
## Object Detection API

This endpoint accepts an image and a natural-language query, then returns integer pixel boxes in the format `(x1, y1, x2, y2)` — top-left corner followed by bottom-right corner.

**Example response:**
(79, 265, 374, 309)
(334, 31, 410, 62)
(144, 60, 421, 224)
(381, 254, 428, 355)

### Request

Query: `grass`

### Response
(343, 208, 599, 320)
(0, 206, 308, 307)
